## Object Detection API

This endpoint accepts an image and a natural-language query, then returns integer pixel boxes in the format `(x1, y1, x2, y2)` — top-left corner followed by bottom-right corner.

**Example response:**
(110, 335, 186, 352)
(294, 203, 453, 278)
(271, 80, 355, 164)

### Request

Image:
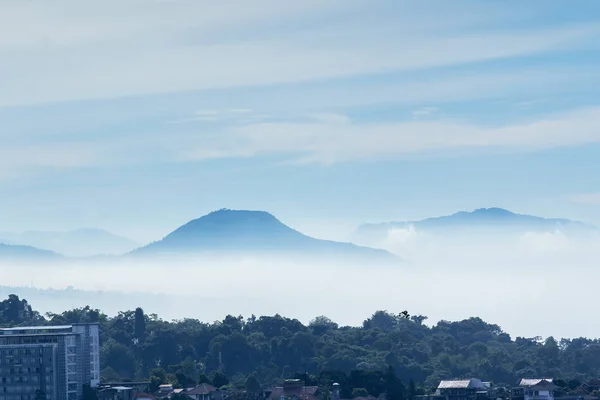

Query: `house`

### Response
(185, 383, 219, 400)
(98, 386, 134, 400)
(580, 380, 600, 394)
(266, 379, 320, 400)
(155, 384, 175, 399)
(519, 379, 557, 400)
(433, 379, 488, 400)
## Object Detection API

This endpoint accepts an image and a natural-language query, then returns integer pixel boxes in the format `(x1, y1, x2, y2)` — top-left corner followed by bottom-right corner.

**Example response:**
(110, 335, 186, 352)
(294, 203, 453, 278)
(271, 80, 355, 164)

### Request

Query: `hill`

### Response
(0, 243, 62, 261)
(132, 209, 399, 263)
(354, 207, 598, 245)
(0, 229, 139, 257)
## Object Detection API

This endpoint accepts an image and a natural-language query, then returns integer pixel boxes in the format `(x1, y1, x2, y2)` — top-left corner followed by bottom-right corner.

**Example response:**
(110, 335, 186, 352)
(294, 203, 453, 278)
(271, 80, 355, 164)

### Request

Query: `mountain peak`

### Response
(167, 209, 291, 242)
(200, 208, 280, 224)
(132, 209, 399, 264)
(450, 208, 519, 221)
(471, 207, 515, 216)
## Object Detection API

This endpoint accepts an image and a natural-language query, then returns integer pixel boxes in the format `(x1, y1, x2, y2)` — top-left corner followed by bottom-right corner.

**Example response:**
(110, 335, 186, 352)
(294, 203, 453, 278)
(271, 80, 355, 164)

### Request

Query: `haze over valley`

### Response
(0, 207, 597, 339)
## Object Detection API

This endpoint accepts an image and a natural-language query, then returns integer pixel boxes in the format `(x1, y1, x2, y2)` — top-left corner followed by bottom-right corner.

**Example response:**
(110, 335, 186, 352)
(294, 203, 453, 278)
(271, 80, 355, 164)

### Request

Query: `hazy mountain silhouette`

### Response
(355, 207, 598, 244)
(0, 243, 62, 260)
(0, 229, 139, 257)
(132, 209, 399, 263)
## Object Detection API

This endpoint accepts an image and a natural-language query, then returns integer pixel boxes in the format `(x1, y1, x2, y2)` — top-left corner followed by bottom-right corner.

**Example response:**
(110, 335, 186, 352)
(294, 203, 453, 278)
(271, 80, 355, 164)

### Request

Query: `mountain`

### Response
(0, 243, 62, 261)
(354, 207, 598, 244)
(132, 209, 399, 263)
(0, 229, 139, 257)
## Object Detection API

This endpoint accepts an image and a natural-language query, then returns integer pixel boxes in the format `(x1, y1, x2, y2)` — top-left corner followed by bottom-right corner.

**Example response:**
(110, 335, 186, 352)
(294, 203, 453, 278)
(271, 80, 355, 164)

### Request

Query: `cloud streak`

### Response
(572, 193, 600, 205)
(3, 105, 600, 172)
(1, 1, 599, 107)
(175, 106, 600, 165)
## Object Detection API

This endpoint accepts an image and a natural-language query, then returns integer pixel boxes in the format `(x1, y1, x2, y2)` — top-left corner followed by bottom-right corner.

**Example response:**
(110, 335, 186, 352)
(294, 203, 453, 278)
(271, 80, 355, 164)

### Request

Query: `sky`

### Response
(2, 0, 600, 243)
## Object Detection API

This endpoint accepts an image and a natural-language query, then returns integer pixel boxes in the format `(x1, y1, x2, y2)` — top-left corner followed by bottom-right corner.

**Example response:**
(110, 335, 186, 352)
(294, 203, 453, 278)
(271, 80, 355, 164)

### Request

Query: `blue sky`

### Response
(1, 0, 600, 242)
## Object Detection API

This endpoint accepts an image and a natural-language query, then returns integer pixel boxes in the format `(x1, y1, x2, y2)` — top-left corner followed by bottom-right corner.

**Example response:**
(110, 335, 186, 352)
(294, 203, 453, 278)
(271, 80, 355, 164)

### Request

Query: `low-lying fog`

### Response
(1, 229, 598, 340)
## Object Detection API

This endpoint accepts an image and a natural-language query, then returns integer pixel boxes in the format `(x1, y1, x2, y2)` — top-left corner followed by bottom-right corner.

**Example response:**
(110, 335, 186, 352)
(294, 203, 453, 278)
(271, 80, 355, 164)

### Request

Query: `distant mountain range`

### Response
(0, 243, 62, 260)
(354, 207, 598, 245)
(0, 229, 139, 257)
(3, 207, 595, 263)
(131, 209, 399, 263)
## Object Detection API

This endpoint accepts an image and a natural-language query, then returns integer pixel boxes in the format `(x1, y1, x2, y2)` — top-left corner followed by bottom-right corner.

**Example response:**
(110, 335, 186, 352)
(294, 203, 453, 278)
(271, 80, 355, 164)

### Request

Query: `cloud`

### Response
(412, 107, 438, 119)
(310, 113, 350, 124)
(571, 193, 600, 205)
(518, 230, 572, 253)
(3, 105, 600, 173)
(174, 106, 600, 165)
(1, 1, 599, 107)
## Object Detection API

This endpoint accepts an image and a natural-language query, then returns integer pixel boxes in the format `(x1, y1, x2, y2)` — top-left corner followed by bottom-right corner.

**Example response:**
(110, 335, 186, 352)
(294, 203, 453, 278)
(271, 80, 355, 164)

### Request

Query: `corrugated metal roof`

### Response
(438, 380, 480, 389)
(520, 379, 554, 387)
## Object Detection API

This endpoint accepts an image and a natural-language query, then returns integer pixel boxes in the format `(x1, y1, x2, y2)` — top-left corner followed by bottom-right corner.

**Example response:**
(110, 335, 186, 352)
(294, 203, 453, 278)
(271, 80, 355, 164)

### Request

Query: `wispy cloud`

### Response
(310, 113, 350, 124)
(412, 107, 438, 119)
(3, 105, 600, 171)
(571, 193, 600, 205)
(1, 1, 599, 107)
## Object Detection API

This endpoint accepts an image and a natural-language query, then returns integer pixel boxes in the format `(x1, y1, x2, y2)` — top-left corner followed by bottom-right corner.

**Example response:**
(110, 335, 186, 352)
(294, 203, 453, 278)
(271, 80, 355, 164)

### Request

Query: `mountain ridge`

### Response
(0, 229, 139, 257)
(131, 209, 400, 263)
(354, 207, 598, 244)
(0, 243, 62, 260)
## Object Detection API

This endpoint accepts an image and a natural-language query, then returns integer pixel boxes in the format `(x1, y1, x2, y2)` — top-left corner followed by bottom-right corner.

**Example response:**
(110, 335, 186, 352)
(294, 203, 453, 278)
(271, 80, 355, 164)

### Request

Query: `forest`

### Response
(1, 294, 600, 397)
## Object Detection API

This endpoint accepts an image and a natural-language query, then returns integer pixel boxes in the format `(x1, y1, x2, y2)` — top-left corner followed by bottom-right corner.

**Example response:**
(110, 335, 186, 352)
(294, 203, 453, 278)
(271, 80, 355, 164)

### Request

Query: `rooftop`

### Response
(519, 379, 555, 388)
(438, 379, 485, 390)
(187, 384, 218, 395)
(0, 325, 72, 331)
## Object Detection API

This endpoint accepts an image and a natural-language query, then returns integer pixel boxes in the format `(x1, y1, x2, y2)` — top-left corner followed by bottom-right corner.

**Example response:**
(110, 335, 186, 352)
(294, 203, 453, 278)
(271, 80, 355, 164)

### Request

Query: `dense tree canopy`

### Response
(3, 295, 600, 397)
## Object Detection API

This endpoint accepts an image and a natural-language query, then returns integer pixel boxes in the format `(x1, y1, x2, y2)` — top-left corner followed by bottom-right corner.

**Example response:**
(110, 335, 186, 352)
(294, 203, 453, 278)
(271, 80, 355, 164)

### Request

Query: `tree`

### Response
(198, 373, 212, 385)
(310, 316, 339, 335)
(352, 388, 370, 398)
(14, 293, 600, 391)
(0, 294, 43, 326)
(212, 371, 229, 388)
(135, 307, 146, 339)
(408, 379, 417, 400)
(100, 339, 136, 379)
(83, 385, 98, 400)
(34, 390, 47, 400)
(245, 374, 262, 396)
(384, 366, 405, 400)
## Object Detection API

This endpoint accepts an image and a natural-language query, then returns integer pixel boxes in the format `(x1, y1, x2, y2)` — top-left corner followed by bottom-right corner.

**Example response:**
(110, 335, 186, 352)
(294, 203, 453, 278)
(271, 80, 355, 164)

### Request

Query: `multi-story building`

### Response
(0, 324, 100, 400)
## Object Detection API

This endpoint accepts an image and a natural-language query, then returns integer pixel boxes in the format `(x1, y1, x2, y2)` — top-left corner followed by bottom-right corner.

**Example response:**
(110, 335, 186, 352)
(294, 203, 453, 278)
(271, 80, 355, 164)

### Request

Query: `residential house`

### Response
(433, 379, 489, 400)
(155, 384, 175, 398)
(185, 383, 219, 400)
(519, 379, 557, 400)
(266, 379, 320, 400)
(98, 386, 134, 400)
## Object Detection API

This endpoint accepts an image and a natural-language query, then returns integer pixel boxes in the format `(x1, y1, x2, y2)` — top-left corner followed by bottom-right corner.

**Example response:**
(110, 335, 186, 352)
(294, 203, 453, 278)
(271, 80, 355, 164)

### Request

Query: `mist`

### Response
(1, 227, 598, 340)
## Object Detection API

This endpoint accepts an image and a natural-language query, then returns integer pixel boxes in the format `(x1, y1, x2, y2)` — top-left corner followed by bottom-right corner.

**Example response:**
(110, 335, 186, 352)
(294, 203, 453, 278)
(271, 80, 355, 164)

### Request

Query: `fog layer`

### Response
(0, 229, 597, 339)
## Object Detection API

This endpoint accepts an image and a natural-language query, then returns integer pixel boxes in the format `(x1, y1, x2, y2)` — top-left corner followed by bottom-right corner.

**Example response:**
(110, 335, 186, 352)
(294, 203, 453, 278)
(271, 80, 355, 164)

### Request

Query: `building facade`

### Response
(0, 324, 100, 400)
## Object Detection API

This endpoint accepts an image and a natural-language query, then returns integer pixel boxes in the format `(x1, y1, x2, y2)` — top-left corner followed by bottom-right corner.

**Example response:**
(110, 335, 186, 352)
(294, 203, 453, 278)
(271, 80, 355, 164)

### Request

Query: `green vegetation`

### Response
(2, 295, 600, 396)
